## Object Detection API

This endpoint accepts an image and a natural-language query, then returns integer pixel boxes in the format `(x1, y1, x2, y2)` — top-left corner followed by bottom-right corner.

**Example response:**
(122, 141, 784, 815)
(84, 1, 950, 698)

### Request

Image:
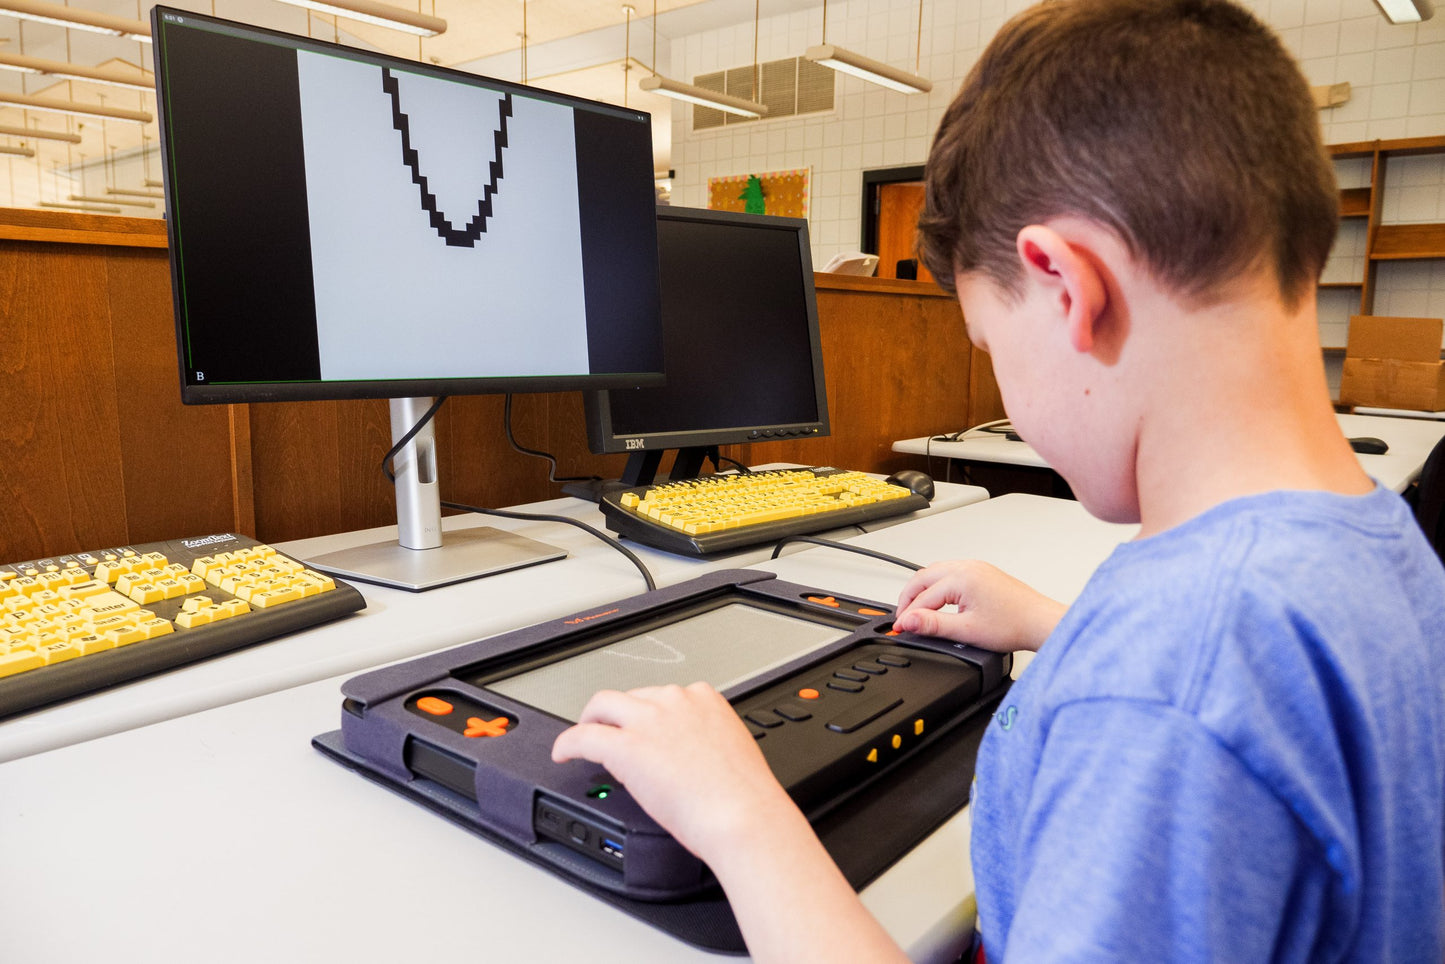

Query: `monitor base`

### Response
(306, 526, 567, 592)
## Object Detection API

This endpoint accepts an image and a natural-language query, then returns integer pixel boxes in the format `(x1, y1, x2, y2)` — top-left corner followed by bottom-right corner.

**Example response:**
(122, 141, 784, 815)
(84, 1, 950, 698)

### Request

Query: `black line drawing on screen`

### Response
(381, 67, 512, 247)
(606, 636, 686, 664)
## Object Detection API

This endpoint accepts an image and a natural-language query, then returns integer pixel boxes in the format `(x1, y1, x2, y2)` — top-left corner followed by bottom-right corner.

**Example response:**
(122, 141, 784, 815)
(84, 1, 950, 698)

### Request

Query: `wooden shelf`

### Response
(1379, 135, 1445, 157)
(1318, 281, 1364, 289)
(1370, 222, 1445, 261)
(1339, 187, 1371, 217)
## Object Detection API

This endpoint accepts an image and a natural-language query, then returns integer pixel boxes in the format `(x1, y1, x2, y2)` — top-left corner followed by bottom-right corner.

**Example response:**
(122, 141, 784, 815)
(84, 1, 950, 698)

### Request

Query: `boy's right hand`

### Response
(550, 681, 801, 864)
(894, 559, 1066, 653)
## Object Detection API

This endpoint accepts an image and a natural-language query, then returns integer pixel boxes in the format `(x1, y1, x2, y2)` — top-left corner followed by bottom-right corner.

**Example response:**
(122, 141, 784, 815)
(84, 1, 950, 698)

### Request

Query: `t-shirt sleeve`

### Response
(996, 699, 1331, 962)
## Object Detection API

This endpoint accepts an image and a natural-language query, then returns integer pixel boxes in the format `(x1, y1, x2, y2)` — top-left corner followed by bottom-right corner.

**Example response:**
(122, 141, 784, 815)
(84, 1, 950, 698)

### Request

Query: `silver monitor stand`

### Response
(306, 397, 566, 591)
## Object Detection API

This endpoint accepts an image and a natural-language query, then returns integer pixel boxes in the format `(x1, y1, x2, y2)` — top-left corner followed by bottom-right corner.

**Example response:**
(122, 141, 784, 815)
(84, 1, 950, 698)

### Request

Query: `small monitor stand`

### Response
(306, 397, 566, 592)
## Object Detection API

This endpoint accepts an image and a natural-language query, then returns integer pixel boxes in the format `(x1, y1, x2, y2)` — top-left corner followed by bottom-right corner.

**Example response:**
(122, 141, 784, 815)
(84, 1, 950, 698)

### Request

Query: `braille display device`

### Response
(314, 569, 1011, 901)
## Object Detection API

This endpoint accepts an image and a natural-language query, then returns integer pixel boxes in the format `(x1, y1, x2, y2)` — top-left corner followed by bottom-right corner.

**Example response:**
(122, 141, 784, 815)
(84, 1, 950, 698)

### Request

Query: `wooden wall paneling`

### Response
(248, 400, 350, 542)
(227, 404, 256, 536)
(876, 182, 932, 283)
(746, 277, 972, 475)
(967, 347, 1007, 426)
(0, 240, 131, 561)
(106, 247, 241, 545)
(333, 398, 404, 534)
(439, 394, 549, 511)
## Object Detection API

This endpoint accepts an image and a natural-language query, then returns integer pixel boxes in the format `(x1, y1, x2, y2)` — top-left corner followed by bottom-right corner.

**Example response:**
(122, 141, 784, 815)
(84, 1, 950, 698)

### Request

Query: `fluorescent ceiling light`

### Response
(0, 0, 151, 43)
(0, 90, 151, 123)
(107, 186, 163, 198)
(638, 74, 767, 118)
(271, 0, 447, 37)
(1373, 0, 1432, 21)
(72, 193, 154, 207)
(0, 122, 79, 142)
(0, 52, 154, 91)
(0, 143, 35, 156)
(804, 43, 931, 94)
(39, 199, 122, 212)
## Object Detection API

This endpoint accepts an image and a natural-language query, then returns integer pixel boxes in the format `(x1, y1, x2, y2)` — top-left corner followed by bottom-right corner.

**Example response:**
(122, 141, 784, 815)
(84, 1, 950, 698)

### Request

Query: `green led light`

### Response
(587, 783, 613, 799)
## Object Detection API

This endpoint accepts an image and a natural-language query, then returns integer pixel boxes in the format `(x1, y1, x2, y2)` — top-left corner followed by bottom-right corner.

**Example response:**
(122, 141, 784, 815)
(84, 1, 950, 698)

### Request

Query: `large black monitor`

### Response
(151, 7, 664, 590)
(579, 206, 828, 490)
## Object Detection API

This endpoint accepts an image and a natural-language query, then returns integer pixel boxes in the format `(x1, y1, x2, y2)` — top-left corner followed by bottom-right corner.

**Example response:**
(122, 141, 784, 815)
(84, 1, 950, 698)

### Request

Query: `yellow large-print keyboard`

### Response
(0, 533, 365, 718)
(598, 467, 931, 556)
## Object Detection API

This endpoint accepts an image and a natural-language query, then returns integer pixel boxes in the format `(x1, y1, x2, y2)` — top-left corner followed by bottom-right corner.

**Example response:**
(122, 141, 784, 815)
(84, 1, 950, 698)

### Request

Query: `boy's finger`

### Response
(551, 721, 625, 764)
(574, 688, 645, 726)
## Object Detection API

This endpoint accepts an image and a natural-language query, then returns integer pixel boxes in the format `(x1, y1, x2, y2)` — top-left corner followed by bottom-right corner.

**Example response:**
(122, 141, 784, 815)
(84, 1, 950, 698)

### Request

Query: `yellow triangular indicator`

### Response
(866, 748, 878, 763)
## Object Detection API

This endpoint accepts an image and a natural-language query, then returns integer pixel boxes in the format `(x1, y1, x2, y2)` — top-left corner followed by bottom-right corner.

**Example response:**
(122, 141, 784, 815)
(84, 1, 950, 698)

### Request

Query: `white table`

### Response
(895, 413, 1445, 495)
(0, 494, 1132, 963)
(0, 479, 986, 764)
(1352, 406, 1445, 420)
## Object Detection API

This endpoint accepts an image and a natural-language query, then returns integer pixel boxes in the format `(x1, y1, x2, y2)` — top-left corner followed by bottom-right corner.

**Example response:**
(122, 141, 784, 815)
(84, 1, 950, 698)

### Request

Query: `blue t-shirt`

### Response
(971, 486, 1445, 962)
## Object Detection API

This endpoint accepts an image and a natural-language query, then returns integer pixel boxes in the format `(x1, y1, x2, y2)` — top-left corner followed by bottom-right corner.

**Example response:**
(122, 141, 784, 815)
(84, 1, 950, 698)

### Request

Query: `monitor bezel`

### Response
(151, 5, 665, 406)
(582, 205, 830, 455)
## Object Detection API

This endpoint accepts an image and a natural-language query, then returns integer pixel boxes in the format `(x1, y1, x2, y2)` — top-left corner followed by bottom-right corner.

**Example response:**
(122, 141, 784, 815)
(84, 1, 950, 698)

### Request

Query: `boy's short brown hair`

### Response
(918, 0, 1338, 310)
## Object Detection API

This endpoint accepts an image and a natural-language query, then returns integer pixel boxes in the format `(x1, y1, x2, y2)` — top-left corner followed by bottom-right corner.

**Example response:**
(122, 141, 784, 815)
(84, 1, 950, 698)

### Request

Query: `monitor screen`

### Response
(152, 7, 664, 404)
(481, 601, 849, 722)
(583, 206, 828, 461)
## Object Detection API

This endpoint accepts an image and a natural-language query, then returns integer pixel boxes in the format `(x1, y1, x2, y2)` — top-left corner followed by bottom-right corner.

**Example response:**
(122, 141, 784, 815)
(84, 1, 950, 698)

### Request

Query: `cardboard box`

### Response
(1338, 315, 1445, 411)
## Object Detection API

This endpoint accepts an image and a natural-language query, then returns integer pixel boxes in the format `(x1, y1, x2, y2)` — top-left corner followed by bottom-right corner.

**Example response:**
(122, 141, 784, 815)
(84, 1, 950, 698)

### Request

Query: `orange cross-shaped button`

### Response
(464, 716, 511, 738)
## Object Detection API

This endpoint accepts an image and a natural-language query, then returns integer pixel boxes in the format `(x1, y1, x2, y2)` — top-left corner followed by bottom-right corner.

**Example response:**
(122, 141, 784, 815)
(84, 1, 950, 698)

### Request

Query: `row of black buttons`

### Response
(740, 649, 912, 738)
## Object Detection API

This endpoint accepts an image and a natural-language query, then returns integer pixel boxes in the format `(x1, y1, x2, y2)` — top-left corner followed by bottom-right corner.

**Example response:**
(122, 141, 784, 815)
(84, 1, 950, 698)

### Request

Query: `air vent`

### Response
(691, 57, 835, 130)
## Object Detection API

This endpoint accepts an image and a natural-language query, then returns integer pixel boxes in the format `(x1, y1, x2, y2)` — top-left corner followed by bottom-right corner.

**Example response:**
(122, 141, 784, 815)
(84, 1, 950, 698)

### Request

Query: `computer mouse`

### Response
(1349, 436, 1389, 455)
(885, 469, 935, 501)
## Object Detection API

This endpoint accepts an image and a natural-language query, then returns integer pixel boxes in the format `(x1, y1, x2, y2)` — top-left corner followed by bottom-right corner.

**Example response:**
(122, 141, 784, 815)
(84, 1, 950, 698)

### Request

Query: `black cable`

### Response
(710, 451, 752, 475)
(503, 393, 601, 485)
(382, 396, 448, 483)
(768, 535, 923, 572)
(379, 397, 654, 591)
(442, 499, 657, 591)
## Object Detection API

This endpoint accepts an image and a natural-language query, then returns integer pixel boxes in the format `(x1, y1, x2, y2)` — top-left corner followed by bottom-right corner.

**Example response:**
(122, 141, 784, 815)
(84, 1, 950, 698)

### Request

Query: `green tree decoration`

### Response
(738, 174, 766, 215)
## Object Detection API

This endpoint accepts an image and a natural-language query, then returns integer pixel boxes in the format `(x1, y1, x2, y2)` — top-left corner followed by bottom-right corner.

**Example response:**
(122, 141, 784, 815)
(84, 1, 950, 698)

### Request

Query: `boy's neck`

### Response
(1128, 290, 1373, 540)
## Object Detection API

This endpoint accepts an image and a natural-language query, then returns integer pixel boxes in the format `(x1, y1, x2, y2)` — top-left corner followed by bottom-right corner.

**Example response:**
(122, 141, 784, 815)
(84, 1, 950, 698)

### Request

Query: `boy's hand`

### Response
(551, 682, 798, 862)
(894, 559, 1066, 653)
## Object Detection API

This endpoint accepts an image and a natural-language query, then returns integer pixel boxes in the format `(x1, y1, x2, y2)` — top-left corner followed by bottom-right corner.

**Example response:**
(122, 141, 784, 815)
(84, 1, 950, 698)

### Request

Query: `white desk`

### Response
(0, 495, 1131, 964)
(1352, 406, 1445, 420)
(895, 413, 1445, 495)
(1335, 412, 1445, 492)
(0, 479, 985, 764)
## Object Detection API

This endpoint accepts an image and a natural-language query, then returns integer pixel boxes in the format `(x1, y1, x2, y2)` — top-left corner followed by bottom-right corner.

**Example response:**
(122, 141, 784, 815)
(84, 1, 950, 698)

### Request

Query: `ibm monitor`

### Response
(152, 7, 664, 589)
(580, 206, 828, 490)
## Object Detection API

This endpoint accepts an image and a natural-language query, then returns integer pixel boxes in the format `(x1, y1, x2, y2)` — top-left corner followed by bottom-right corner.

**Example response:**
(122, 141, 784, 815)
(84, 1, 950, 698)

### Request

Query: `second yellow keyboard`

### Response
(599, 468, 931, 556)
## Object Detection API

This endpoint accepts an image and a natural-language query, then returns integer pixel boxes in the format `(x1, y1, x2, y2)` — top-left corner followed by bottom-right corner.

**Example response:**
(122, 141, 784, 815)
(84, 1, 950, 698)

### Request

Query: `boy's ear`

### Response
(1015, 224, 1107, 354)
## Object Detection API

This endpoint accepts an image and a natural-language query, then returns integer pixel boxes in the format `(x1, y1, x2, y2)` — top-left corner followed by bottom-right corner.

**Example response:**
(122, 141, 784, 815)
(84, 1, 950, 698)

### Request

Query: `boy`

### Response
(553, 0, 1445, 959)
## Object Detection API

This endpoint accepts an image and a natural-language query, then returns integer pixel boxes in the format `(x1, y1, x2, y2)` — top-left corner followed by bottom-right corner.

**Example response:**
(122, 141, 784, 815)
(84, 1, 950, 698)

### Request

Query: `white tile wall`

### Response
(666, 0, 1445, 362)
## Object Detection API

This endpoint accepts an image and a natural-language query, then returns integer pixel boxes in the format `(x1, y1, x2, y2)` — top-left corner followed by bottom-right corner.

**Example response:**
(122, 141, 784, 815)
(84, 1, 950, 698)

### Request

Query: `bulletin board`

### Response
(707, 168, 810, 219)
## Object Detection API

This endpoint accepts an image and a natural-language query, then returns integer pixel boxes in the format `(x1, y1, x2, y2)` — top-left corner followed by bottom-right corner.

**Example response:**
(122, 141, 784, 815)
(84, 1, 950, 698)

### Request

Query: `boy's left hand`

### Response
(551, 682, 799, 864)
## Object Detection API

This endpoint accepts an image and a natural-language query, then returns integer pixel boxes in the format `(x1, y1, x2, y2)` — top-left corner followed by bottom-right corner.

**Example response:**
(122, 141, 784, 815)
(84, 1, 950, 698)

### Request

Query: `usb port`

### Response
(601, 838, 625, 860)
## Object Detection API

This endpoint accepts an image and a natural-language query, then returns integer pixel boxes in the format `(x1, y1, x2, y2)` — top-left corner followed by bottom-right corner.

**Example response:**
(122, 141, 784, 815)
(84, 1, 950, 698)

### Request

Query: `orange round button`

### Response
(416, 696, 454, 716)
(798, 687, 820, 700)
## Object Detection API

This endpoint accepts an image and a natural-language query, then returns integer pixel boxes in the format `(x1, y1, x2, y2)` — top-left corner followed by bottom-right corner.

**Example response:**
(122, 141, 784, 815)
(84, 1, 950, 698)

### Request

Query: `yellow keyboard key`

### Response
(125, 583, 166, 606)
(0, 649, 44, 678)
(101, 624, 148, 647)
(39, 640, 81, 665)
(72, 634, 114, 656)
(174, 609, 212, 629)
(137, 618, 175, 640)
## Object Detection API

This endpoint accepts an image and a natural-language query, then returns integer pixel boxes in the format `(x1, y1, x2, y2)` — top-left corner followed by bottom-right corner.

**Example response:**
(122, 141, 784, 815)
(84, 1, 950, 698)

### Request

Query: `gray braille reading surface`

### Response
(487, 603, 849, 722)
